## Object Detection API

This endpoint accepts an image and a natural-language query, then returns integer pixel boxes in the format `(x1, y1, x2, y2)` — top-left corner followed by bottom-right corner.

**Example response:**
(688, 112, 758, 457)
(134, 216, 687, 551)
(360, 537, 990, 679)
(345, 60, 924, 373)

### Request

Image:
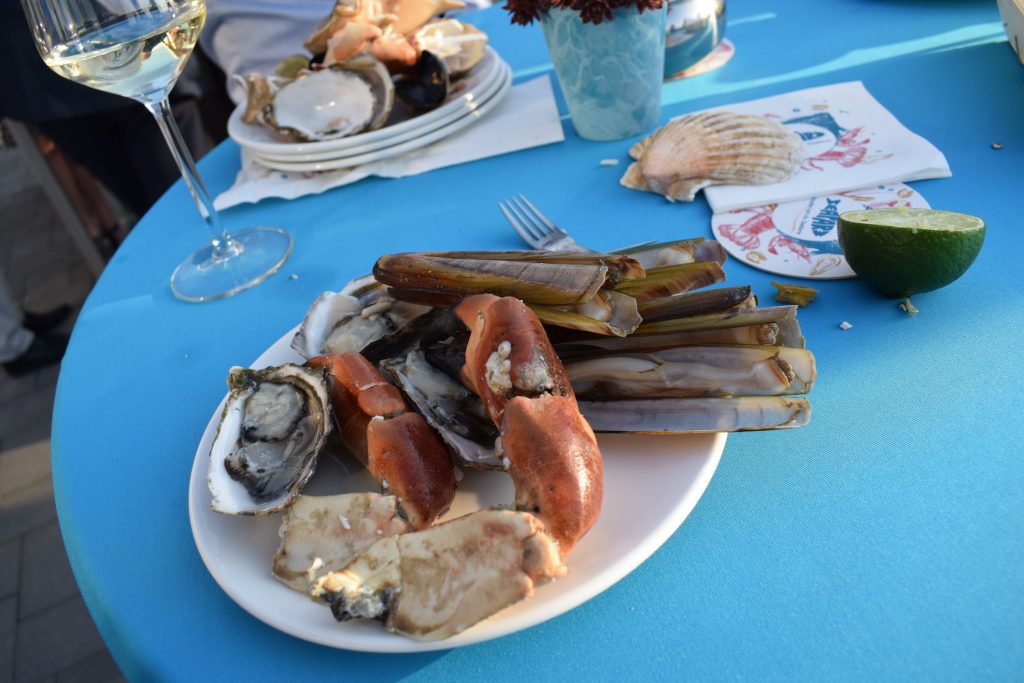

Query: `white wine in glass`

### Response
(21, 0, 293, 302)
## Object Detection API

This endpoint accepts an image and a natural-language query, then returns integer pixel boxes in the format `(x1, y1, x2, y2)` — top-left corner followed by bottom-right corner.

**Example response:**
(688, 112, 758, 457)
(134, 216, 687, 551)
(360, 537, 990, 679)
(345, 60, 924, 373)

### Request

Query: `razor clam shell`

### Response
(553, 323, 783, 360)
(613, 238, 727, 268)
(636, 305, 797, 335)
(530, 290, 641, 337)
(379, 350, 502, 470)
(566, 346, 816, 398)
(614, 261, 726, 303)
(579, 396, 811, 433)
(637, 286, 754, 322)
(374, 253, 611, 306)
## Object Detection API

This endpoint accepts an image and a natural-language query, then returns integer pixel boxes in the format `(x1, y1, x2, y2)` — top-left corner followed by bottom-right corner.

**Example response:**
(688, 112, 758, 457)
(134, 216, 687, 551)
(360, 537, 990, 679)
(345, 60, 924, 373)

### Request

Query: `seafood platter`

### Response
(189, 243, 817, 651)
(226, 0, 509, 171)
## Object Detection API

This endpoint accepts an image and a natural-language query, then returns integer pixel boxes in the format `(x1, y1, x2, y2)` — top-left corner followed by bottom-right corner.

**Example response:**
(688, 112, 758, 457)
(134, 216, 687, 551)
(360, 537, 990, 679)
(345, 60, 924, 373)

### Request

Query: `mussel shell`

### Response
(394, 51, 449, 111)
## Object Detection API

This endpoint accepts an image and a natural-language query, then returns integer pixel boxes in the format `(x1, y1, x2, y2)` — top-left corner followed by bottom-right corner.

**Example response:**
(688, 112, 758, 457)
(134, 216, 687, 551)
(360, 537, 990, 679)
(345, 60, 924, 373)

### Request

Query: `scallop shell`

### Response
(620, 112, 804, 202)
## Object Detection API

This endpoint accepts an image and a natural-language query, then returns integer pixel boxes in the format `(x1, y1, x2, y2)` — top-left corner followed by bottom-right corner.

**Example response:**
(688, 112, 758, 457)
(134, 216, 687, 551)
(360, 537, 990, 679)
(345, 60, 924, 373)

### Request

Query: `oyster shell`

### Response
(414, 19, 488, 76)
(261, 55, 394, 141)
(207, 364, 332, 515)
(620, 112, 804, 202)
(291, 275, 430, 359)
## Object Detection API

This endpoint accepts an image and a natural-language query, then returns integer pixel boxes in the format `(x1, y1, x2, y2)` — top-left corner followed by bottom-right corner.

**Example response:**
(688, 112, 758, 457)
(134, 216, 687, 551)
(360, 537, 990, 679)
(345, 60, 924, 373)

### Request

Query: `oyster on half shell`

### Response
(249, 54, 395, 142)
(207, 364, 332, 515)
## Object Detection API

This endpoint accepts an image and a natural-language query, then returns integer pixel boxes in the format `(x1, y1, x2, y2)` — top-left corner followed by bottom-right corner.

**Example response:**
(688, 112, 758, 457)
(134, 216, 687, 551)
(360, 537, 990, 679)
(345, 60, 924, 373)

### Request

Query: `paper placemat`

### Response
(700, 81, 950, 212)
(214, 76, 564, 210)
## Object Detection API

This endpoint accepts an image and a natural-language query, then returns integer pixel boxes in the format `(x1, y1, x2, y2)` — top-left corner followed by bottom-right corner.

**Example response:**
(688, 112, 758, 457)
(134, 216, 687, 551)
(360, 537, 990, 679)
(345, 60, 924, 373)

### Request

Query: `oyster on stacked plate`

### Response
(240, 54, 394, 142)
(620, 112, 804, 202)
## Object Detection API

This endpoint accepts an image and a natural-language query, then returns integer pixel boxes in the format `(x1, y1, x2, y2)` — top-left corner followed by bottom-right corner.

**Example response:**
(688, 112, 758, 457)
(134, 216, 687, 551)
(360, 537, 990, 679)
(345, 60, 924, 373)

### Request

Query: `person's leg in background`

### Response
(0, 268, 70, 377)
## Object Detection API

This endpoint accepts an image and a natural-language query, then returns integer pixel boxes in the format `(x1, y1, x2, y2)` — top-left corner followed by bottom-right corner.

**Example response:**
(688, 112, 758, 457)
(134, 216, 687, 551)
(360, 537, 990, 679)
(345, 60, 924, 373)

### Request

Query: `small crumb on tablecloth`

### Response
(899, 298, 919, 316)
(839, 321, 853, 330)
(991, 142, 1003, 150)
(599, 159, 620, 167)
(288, 273, 299, 281)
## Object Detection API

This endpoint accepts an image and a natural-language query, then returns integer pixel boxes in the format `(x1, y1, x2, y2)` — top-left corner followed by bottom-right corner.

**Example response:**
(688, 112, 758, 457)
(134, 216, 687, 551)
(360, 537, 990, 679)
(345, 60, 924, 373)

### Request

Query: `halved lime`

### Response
(837, 208, 986, 297)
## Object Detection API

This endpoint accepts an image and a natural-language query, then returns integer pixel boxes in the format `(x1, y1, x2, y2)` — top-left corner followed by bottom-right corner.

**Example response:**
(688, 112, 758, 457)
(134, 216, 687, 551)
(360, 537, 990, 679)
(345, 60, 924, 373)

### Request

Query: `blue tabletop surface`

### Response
(53, 0, 1024, 679)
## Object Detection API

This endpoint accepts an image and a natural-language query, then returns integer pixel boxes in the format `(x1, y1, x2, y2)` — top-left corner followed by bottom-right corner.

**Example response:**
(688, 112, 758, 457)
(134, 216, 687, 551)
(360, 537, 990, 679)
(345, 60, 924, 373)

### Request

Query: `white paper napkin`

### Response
(700, 81, 950, 213)
(214, 75, 565, 210)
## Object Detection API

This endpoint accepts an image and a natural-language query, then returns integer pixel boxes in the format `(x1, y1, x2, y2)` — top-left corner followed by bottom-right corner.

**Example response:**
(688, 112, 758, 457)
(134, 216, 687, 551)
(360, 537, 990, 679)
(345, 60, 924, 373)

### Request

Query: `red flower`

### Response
(506, 0, 662, 25)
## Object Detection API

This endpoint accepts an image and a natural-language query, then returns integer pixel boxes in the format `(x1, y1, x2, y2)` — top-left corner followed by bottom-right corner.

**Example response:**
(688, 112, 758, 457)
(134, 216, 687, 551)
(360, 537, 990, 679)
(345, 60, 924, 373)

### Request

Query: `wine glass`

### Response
(19, 0, 293, 302)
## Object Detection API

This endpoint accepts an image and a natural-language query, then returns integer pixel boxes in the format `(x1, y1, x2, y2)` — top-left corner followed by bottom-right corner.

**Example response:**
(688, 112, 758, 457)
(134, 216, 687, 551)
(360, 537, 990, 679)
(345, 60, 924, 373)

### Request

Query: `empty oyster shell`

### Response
(264, 55, 394, 141)
(620, 112, 804, 202)
(414, 19, 488, 76)
(207, 364, 332, 515)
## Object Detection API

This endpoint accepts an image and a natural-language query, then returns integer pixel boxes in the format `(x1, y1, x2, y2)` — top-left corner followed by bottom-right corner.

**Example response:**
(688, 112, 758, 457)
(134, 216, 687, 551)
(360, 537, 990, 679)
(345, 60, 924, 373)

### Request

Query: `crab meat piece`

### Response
(272, 493, 410, 592)
(310, 509, 565, 641)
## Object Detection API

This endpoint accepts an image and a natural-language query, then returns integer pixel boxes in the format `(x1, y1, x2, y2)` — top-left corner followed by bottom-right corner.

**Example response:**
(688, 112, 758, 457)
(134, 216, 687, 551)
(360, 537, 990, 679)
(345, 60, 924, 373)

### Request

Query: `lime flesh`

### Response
(837, 208, 985, 298)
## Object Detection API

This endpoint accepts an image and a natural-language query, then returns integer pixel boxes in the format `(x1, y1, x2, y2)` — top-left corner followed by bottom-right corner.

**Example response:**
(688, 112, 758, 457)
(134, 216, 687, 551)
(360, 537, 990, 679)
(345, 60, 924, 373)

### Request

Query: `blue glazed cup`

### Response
(539, 5, 667, 141)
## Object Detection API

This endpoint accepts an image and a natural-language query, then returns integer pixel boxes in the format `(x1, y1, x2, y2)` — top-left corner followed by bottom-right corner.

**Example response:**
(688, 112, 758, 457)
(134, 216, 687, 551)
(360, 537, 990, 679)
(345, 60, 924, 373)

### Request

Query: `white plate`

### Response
(227, 47, 503, 157)
(254, 57, 508, 163)
(188, 327, 725, 653)
(251, 64, 511, 173)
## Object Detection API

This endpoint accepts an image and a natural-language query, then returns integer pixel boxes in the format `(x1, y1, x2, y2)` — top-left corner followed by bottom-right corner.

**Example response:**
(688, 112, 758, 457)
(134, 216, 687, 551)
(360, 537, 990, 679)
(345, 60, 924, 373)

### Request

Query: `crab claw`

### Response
(307, 352, 455, 529)
(454, 294, 573, 424)
(499, 394, 602, 554)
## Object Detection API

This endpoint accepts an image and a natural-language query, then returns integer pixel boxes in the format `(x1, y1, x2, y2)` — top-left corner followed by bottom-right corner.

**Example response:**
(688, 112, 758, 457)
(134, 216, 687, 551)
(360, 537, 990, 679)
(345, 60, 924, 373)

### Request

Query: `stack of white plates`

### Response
(227, 48, 512, 173)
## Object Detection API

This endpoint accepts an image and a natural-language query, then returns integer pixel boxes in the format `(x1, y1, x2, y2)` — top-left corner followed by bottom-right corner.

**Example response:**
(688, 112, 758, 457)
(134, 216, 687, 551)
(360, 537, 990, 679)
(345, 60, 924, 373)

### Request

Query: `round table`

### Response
(53, 1, 1024, 678)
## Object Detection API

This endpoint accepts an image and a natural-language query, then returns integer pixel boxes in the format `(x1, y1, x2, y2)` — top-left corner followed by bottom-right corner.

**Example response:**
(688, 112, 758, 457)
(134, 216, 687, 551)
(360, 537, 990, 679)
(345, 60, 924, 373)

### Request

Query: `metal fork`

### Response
(498, 194, 592, 253)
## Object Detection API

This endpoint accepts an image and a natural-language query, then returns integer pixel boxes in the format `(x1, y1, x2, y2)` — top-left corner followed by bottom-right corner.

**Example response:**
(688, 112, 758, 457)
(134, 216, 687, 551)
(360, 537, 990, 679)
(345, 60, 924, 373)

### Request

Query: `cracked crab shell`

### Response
(620, 112, 804, 202)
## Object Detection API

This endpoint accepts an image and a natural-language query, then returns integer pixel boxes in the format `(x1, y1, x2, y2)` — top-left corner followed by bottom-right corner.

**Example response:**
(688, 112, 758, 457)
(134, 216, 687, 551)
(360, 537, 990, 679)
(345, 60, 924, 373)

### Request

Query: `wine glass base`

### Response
(170, 226, 293, 303)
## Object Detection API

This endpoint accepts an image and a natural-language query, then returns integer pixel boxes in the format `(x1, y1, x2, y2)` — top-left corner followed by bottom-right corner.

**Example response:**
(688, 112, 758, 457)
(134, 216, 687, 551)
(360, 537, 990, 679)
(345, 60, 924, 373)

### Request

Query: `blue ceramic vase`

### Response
(539, 5, 667, 141)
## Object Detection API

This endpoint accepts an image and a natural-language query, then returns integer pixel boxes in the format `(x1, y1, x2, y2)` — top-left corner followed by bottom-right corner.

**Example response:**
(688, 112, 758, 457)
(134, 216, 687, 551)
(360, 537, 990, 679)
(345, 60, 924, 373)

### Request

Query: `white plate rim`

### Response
(227, 47, 503, 156)
(188, 326, 726, 653)
(251, 64, 511, 173)
(253, 58, 508, 163)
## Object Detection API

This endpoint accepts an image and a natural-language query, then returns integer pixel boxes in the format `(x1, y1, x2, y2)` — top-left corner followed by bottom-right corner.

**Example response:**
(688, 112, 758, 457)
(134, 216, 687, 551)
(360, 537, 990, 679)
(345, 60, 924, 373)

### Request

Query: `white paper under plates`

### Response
(214, 76, 565, 210)
(699, 81, 950, 213)
(711, 182, 930, 279)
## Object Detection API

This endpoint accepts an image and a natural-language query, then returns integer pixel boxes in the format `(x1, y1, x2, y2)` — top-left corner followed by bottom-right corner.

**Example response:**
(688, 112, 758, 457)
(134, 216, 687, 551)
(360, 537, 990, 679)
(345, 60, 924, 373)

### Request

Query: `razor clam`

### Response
(637, 285, 754, 322)
(373, 251, 646, 307)
(613, 238, 727, 268)
(614, 261, 726, 302)
(553, 322, 787, 360)
(292, 276, 430, 359)
(207, 364, 332, 515)
(530, 290, 642, 337)
(579, 396, 811, 433)
(636, 305, 797, 335)
(379, 350, 501, 470)
(565, 346, 816, 398)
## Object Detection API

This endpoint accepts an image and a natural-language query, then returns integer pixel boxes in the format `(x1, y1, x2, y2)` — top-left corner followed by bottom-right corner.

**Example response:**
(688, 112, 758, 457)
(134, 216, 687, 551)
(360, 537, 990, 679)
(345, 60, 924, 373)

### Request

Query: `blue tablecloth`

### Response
(53, 1, 1024, 679)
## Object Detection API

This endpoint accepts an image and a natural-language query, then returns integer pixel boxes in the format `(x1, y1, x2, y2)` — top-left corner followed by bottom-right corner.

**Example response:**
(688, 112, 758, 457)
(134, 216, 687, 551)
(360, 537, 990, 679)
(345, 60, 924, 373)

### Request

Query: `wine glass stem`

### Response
(144, 98, 237, 260)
